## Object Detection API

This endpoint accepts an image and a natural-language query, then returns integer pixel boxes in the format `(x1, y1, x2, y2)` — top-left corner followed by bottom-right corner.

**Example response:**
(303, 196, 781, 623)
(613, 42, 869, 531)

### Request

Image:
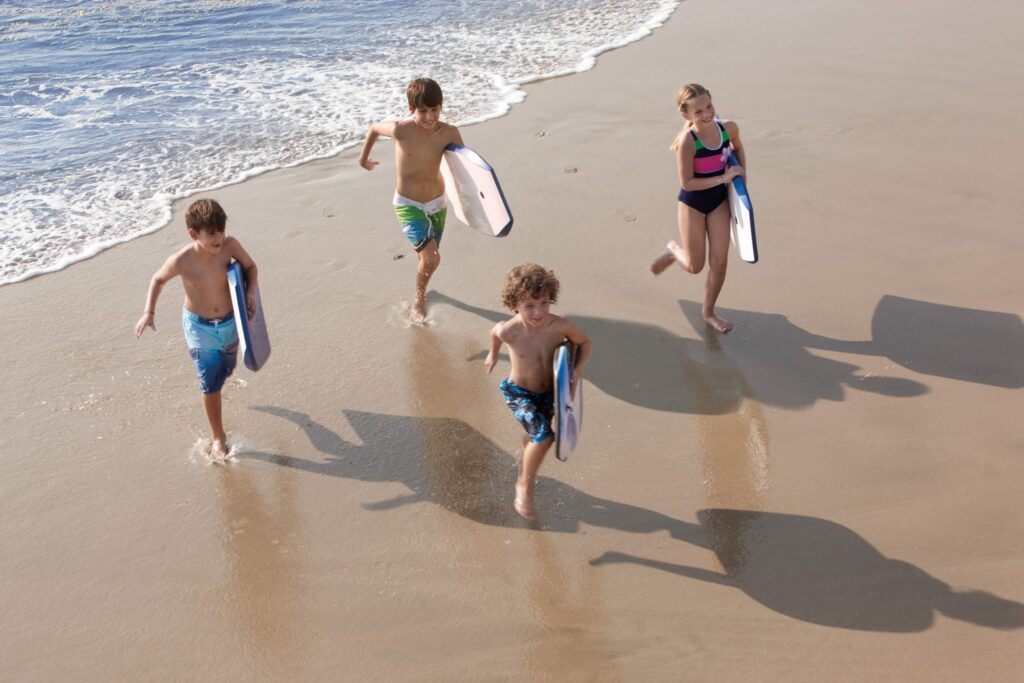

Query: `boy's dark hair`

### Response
(407, 78, 443, 110)
(502, 264, 560, 311)
(185, 198, 227, 234)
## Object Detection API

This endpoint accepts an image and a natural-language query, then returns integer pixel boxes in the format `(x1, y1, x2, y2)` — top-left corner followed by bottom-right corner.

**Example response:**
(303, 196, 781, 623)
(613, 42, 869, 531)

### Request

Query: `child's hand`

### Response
(360, 158, 379, 171)
(570, 368, 582, 400)
(246, 292, 256, 320)
(134, 312, 155, 338)
(724, 165, 745, 182)
(484, 353, 496, 374)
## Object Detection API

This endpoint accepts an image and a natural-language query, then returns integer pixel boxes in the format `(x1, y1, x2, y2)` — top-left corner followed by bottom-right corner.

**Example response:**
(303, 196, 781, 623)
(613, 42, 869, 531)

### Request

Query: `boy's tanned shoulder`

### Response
(222, 234, 246, 253)
(168, 242, 196, 267)
(493, 317, 519, 340)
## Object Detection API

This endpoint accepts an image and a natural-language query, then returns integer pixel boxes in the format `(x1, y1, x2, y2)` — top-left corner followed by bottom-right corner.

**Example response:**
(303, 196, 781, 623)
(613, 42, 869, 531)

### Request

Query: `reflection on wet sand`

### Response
(406, 325, 509, 521)
(688, 332, 771, 511)
(215, 463, 308, 672)
(242, 404, 1024, 633)
(524, 530, 619, 681)
(585, 303, 1024, 632)
(687, 329, 773, 585)
(408, 324, 619, 680)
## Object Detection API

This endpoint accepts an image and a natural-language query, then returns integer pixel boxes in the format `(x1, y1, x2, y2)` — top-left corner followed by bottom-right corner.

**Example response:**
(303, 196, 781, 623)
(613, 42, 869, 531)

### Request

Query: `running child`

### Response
(359, 77, 464, 323)
(134, 198, 258, 460)
(485, 264, 591, 520)
(651, 83, 746, 333)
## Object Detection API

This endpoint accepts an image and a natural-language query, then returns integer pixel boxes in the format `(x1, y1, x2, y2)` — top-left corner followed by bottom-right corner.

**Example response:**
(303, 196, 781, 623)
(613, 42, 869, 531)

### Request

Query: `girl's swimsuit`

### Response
(677, 120, 732, 215)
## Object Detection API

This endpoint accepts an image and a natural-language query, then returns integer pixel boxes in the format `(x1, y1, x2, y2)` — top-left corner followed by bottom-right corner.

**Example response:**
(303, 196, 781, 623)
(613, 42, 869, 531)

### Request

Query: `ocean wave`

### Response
(0, 0, 679, 285)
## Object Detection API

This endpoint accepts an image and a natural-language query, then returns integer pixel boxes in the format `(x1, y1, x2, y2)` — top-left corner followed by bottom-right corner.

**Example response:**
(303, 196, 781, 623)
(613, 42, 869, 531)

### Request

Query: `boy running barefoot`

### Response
(134, 199, 258, 460)
(485, 264, 591, 520)
(359, 77, 464, 323)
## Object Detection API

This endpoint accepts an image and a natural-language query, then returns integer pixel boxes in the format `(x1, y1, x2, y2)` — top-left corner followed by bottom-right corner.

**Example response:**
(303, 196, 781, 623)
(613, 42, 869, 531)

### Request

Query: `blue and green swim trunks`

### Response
(394, 192, 447, 252)
(182, 308, 238, 395)
(500, 378, 555, 444)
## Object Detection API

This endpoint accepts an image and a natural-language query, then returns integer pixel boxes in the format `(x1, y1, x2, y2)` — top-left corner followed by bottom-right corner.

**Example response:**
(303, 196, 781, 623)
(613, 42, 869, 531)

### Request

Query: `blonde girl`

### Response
(651, 84, 745, 333)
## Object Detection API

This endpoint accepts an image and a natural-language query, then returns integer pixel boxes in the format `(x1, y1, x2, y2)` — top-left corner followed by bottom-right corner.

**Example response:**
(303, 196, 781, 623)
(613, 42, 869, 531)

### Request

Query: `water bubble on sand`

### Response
(393, 302, 437, 329)
(189, 434, 244, 465)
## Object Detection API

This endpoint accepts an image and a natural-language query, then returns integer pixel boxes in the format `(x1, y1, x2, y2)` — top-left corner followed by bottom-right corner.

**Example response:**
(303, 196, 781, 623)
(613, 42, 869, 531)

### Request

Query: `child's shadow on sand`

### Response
(687, 295, 1024, 400)
(431, 292, 929, 414)
(590, 508, 1024, 633)
(246, 405, 694, 533)
(245, 406, 1022, 632)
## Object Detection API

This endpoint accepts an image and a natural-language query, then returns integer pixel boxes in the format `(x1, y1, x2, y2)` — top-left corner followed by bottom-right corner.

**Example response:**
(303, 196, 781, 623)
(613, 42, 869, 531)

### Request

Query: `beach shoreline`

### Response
(3, 0, 1023, 679)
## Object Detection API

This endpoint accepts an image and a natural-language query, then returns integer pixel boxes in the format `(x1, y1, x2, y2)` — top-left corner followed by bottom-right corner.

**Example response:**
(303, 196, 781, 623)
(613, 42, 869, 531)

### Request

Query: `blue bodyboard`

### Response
(227, 261, 271, 371)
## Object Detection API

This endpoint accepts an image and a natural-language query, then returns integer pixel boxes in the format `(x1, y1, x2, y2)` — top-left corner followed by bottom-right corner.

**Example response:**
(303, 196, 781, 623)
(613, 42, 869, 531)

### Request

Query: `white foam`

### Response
(1, 1, 681, 285)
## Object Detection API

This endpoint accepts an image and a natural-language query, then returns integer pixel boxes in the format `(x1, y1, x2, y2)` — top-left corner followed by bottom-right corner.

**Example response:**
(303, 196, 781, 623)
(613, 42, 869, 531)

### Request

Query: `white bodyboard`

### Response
(727, 151, 758, 264)
(440, 143, 513, 237)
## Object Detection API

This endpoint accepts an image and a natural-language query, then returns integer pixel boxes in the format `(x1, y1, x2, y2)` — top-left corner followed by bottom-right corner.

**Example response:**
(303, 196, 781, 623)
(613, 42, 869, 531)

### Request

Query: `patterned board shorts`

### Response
(499, 378, 554, 444)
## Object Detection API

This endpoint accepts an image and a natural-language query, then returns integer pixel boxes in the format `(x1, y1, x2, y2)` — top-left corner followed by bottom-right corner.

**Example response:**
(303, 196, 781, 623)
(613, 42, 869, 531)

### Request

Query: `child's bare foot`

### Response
(666, 240, 688, 264)
(210, 438, 230, 461)
(514, 481, 536, 520)
(411, 295, 427, 324)
(703, 312, 733, 333)
(650, 249, 676, 275)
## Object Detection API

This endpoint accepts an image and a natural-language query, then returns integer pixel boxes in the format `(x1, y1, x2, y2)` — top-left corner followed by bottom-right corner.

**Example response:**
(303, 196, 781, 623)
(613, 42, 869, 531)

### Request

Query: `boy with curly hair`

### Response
(485, 264, 591, 520)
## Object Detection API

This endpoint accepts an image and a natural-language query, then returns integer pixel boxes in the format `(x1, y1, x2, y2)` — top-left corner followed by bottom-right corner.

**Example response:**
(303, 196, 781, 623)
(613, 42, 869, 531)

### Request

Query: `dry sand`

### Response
(2, 0, 1023, 680)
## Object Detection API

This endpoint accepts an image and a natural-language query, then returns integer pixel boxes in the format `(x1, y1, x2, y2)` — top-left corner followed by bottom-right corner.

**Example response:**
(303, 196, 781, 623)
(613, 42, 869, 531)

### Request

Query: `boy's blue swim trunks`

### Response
(181, 308, 238, 395)
(394, 192, 447, 252)
(500, 378, 554, 444)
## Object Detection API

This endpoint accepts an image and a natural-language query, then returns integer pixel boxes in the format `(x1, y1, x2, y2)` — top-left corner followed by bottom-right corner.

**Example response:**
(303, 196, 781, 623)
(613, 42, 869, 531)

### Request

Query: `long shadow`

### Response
(432, 291, 745, 414)
(245, 405, 696, 536)
(433, 292, 927, 413)
(682, 295, 1024, 391)
(677, 300, 930, 409)
(590, 508, 1024, 633)
(244, 407, 1023, 633)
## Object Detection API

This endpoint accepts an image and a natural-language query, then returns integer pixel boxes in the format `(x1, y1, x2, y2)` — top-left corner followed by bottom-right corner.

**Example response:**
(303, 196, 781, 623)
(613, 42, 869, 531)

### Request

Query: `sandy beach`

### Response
(3, 0, 1023, 679)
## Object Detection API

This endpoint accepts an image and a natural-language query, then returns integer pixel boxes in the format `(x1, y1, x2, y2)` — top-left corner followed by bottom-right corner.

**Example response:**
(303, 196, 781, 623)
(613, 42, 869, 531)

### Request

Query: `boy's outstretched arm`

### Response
(563, 320, 592, 395)
(484, 323, 504, 374)
(226, 237, 258, 319)
(358, 121, 398, 171)
(134, 255, 179, 338)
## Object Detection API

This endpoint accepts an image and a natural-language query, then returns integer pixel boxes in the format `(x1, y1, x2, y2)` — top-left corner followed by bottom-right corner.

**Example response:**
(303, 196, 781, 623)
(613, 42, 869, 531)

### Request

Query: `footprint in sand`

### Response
(564, 166, 579, 174)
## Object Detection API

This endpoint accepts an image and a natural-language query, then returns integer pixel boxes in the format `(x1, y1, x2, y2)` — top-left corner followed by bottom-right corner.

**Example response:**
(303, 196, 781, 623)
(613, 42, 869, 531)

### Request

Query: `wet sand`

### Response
(3, 0, 1023, 679)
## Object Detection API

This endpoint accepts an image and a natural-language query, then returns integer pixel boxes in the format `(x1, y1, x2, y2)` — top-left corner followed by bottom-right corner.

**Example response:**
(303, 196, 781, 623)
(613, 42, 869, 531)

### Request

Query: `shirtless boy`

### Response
(358, 77, 464, 323)
(485, 264, 591, 520)
(134, 198, 258, 460)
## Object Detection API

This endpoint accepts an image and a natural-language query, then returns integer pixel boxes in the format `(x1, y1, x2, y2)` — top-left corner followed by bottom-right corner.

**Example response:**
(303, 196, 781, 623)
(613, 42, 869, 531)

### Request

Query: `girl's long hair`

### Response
(670, 83, 711, 152)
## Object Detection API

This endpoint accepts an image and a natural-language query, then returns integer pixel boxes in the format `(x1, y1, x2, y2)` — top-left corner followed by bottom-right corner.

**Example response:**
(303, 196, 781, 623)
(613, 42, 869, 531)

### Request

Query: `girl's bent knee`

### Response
(685, 260, 705, 275)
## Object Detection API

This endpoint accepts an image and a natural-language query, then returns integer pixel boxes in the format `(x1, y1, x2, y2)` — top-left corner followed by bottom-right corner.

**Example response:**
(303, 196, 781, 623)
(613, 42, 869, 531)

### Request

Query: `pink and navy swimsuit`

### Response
(678, 120, 732, 215)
